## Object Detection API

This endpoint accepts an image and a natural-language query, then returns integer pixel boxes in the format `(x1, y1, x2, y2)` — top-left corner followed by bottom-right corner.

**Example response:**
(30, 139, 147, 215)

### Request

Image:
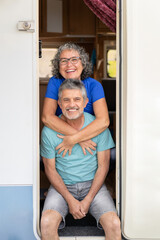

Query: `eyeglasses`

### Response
(59, 57, 81, 65)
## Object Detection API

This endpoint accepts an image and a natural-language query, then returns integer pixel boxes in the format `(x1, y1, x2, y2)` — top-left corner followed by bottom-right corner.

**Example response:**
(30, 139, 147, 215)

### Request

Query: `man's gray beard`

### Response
(63, 109, 83, 120)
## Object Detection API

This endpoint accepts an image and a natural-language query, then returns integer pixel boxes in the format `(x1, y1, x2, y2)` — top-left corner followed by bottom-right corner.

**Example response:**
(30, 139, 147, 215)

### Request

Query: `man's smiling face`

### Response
(58, 89, 88, 120)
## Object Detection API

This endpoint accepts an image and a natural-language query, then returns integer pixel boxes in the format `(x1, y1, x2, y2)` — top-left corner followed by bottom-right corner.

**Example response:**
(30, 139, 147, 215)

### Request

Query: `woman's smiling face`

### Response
(59, 49, 83, 80)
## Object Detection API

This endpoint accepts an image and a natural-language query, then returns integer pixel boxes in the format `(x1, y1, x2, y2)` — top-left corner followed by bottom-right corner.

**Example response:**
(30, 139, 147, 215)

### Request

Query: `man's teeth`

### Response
(67, 108, 78, 111)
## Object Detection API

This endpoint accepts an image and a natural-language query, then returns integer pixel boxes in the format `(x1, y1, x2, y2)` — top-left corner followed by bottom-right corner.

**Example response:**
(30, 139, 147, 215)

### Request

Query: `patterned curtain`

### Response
(83, 0, 116, 32)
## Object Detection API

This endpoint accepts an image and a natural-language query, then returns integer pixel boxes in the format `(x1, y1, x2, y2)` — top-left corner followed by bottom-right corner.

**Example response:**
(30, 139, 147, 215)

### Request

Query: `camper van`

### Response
(0, 0, 160, 239)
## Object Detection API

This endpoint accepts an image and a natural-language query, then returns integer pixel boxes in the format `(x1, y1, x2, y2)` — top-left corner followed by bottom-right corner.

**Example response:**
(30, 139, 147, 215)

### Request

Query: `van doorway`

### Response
(39, 0, 117, 237)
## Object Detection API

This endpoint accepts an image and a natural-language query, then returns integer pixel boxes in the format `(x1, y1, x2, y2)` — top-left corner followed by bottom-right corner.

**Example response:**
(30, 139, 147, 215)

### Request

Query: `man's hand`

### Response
(68, 198, 86, 219)
(79, 197, 91, 216)
(56, 134, 97, 157)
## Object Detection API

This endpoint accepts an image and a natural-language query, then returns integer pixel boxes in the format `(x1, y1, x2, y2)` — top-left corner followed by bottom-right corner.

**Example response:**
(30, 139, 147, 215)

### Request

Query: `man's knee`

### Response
(41, 209, 62, 234)
(100, 212, 121, 234)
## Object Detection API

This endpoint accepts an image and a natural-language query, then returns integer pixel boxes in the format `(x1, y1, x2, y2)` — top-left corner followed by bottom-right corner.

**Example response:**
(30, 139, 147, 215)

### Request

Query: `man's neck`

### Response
(61, 114, 85, 131)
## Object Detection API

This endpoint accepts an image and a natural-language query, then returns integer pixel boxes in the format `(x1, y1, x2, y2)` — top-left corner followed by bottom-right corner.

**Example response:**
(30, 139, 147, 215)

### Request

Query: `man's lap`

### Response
(42, 180, 116, 229)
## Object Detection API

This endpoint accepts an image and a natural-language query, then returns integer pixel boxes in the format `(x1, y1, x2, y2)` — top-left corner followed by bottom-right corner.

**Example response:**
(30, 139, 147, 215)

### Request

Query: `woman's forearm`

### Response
(71, 116, 108, 145)
(43, 112, 108, 145)
(71, 98, 110, 145)
(42, 98, 78, 135)
(42, 97, 110, 145)
(42, 113, 78, 135)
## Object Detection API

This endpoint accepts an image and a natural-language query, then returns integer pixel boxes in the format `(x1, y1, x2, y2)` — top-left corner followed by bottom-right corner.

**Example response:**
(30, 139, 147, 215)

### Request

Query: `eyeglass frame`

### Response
(59, 56, 81, 65)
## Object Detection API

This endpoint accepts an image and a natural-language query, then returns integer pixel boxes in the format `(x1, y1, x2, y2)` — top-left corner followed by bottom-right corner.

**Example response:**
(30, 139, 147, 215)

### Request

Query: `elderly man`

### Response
(40, 79, 121, 240)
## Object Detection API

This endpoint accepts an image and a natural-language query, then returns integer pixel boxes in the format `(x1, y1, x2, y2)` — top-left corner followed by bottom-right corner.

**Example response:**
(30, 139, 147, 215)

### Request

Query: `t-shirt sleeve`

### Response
(45, 77, 59, 100)
(40, 127, 56, 159)
(97, 128, 115, 152)
(90, 79, 105, 103)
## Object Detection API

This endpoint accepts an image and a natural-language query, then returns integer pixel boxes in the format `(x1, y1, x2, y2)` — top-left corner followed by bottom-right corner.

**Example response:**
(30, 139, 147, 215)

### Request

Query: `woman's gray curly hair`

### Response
(51, 43, 93, 80)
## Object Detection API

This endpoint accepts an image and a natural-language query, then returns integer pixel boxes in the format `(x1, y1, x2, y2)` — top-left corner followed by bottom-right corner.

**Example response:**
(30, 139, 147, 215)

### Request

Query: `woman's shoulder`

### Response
(83, 78, 103, 93)
(49, 76, 64, 84)
(83, 77, 102, 86)
(45, 76, 64, 99)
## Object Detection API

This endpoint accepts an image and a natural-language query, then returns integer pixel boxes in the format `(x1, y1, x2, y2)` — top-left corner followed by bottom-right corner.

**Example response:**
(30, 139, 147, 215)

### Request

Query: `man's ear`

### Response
(58, 99, 62, 109)
(84, 98, 89, 108)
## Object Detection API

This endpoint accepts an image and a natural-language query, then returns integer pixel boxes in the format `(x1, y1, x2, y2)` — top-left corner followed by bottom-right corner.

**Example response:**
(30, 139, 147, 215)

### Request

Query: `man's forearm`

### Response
(45, 167, 74, 203)
(85, 166, 109, 203)
(44, 165, 86, 219)
(85, 150, 110, 203)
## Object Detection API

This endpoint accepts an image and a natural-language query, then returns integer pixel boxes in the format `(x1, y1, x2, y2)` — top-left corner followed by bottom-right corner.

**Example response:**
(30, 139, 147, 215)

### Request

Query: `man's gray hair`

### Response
(58, 79, 87, 101)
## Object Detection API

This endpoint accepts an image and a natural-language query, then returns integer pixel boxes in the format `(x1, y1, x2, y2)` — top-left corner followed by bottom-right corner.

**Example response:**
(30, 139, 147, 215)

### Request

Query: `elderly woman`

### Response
(42, 43, 110, 156)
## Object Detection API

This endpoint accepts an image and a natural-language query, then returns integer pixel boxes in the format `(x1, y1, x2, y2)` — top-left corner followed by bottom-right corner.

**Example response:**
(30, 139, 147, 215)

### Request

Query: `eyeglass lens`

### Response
(60, 57, 80, 65)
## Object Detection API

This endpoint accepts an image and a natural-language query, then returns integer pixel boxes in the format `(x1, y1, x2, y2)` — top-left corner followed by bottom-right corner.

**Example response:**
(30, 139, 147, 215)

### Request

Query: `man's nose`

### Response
(69, 100, 75, 107)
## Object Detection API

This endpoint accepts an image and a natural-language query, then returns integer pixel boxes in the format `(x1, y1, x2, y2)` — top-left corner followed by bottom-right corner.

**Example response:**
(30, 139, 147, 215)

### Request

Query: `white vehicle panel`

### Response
(121, 0, 160, 239)
(0, 0, 38, 185)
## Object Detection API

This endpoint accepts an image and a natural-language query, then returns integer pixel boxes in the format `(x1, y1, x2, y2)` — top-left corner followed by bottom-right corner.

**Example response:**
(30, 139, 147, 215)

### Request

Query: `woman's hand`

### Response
(79, 140, 97, 155)
(56, 135, 75, 157)
(56, 135, 97, 157)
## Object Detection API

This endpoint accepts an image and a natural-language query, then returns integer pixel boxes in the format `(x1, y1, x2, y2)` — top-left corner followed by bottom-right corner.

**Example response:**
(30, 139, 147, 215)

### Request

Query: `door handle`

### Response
(17, 21, 35, 33)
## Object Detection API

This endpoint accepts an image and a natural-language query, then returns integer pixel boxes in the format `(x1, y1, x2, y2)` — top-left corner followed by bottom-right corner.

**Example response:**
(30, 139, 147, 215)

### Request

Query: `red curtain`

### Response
(83, 0, 116, 32)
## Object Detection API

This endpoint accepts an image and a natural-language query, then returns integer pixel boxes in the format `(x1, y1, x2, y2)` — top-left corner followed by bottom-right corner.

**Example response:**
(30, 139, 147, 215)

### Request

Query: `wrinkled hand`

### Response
(68, 198, 86, 219)
(79, 140, 97, 155)
(56, 135, 97, 157)
(56, 135, 75, 157)
(80, 197, 91, 216)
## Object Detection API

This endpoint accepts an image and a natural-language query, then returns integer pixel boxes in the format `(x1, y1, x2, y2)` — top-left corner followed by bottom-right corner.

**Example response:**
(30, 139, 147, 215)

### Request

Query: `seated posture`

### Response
(40, 79, 121, 240)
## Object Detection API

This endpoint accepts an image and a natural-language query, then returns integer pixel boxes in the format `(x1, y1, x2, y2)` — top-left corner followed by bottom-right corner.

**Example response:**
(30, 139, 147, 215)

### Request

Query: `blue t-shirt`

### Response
(41, 112, 115, 185)
(45, 76, 105, 116)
